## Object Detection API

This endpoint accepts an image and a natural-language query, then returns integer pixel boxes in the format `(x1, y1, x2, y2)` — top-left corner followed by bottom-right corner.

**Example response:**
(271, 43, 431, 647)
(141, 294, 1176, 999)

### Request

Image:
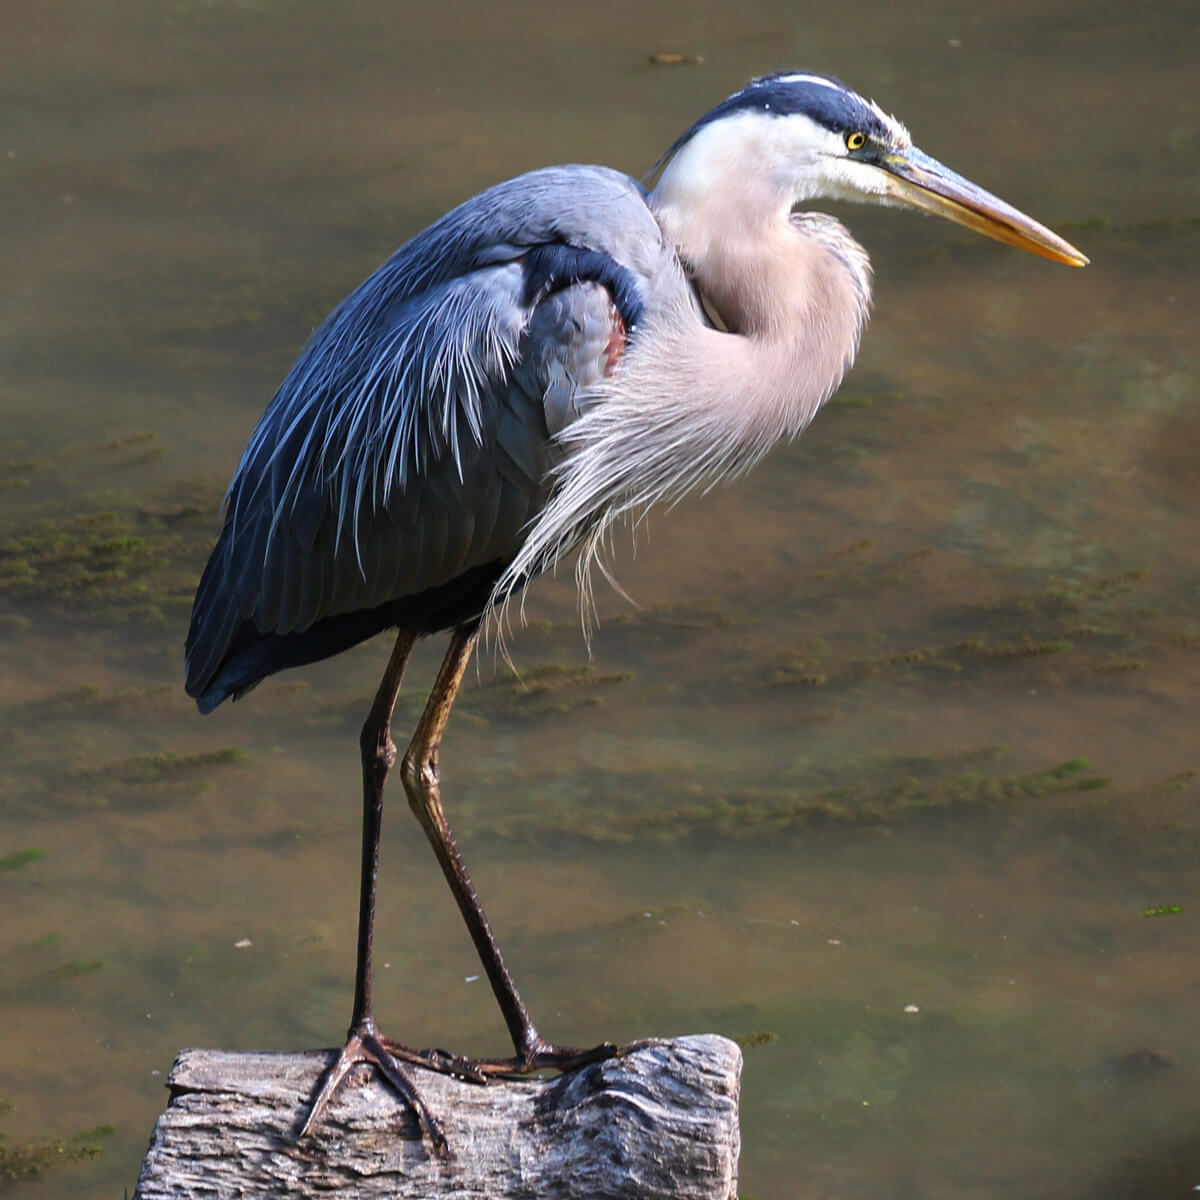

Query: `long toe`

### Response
(377, 1036, 621, 1084)
(376, 1038, 490, 1085)
(466, 1038, 622, 1080)
(530, 1039, 621, 1072)
(298, 1029, 448, 1156)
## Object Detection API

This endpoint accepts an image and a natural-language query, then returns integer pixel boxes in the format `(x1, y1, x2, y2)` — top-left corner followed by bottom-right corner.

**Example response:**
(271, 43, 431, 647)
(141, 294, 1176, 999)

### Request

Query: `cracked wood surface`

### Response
(133, 1035, 742, 1199)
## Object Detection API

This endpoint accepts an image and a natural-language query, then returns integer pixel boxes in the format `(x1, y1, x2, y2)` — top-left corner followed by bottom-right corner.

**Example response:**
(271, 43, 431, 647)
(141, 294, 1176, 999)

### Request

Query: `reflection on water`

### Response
(2, 2, 1197, 1196)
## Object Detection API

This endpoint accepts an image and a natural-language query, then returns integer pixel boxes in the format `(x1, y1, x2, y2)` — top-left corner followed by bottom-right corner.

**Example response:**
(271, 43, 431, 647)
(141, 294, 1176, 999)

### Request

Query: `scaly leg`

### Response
(299, 629, 452, 1152)
(300, 624, 614, 1150)
(396, 625, 615, 1077)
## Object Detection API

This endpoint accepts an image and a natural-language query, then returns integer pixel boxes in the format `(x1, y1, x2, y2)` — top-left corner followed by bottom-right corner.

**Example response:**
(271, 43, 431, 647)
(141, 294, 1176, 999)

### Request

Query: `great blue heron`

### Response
(186, 72, 1086, 1150)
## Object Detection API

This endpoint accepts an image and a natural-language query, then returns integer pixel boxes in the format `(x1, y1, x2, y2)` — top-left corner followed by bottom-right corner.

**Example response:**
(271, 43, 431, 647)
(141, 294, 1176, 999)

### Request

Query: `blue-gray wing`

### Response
(185, 165, 670, 709)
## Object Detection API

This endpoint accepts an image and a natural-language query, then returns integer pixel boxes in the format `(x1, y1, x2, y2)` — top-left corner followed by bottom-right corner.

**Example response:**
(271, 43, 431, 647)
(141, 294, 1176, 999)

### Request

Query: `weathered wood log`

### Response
(133, 1035, 742, 1199)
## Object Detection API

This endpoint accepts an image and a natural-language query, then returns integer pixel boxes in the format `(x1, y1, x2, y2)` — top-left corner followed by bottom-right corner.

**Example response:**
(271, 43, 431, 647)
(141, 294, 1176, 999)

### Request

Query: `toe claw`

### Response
(298, 1029, 448, 1154)
(361, 1032, 447, 1152)
(298, 1038, 362, 1140)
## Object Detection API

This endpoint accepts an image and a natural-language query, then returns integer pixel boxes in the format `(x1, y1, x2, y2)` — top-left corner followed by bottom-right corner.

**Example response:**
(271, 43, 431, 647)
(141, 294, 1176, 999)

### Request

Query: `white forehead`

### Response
(771, 72, 842, 89)
(866, 98, 909, 146)
(757, 74, 911, 147)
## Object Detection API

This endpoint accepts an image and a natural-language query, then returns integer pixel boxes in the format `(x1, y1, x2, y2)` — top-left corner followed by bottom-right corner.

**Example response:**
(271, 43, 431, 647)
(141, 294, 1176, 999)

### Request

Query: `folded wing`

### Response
(185, 166, 667, 710)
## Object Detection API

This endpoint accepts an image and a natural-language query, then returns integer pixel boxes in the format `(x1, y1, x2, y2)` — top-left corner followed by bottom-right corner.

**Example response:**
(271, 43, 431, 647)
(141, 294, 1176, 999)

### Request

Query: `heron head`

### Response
(653, 72, 1087, 267)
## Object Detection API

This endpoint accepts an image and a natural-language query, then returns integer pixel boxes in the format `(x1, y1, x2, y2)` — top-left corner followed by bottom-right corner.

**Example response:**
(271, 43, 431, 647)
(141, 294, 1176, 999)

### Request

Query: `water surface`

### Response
(1, 2, 1197, 1196)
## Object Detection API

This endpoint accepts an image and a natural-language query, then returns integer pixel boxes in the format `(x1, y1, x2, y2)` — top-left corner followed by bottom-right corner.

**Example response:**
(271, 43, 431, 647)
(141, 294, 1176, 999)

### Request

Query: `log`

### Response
(133, 1035, 742, 1199)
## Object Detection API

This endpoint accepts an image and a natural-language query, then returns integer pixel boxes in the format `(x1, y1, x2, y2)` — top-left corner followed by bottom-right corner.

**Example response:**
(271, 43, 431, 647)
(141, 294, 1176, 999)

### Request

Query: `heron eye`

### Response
(845, 131, 866, 151)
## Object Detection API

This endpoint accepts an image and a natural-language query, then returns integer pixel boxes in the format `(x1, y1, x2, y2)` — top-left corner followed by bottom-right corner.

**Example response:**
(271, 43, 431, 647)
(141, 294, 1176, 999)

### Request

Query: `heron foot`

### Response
(298, 1027, 620, 1153)
(297, 1020, 450, 1156)
(383, 1037, 620, 1082)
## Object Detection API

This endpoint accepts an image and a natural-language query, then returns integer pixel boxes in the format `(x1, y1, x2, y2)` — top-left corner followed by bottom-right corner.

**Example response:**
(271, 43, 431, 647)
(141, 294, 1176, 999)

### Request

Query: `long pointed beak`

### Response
(879, 146, 1088, 267)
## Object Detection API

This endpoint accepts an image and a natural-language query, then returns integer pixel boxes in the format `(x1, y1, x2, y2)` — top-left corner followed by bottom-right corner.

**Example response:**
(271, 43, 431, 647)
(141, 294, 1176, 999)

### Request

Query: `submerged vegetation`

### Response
(0, 1121, 114, 1186)
(457, 744, 1126, 846)
(0, 504, 210, 628)
(5, 742, 248, 818)
(758, 541, 1194, 698)
(0, 849, 45, 873)
(0, 430, 217, 630)
(472, 662, 635, 718)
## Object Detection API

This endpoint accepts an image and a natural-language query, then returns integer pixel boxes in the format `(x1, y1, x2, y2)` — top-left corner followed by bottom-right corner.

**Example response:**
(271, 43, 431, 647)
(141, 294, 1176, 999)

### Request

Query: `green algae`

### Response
(467, 662, 634, 719)
(750, 549, 1193, 708)
(0, 511, 180, 617)
(0, 435, 220, 630)
(42, 747, 249, 812)
(0, 746, 249, 818)
(43, 959, 104, 983)
(19, 684, 175, 718)
(13, 933, 62, 954)
(1, 938, 105, 1002)
(0, 1123, 114, 1185)
(1044, 758, 1090, 779)
(460, 744, 1127, 847)
(1146, 769, 1198, 796)
(736, 1031, 780, 1051)
(977, 569, 1147, 617)
(609, 596, 747, 632)
(0, 849, 45, 872)
(69, 747, 246, 787)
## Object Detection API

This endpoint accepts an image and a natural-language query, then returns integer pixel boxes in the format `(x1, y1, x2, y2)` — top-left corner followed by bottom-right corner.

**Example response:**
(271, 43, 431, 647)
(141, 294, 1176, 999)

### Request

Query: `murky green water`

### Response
(2, 1, 1197, 1196)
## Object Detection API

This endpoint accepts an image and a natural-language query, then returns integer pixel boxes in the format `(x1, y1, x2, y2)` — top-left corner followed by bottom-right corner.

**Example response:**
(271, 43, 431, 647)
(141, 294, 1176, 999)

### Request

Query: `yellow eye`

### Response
(845, 131, 866, 151)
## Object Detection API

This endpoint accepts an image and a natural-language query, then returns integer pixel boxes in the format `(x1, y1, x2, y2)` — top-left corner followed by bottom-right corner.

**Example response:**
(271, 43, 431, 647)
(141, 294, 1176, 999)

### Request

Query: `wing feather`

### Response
(186, 165, 672, 706)
(293, 526, 327, 633)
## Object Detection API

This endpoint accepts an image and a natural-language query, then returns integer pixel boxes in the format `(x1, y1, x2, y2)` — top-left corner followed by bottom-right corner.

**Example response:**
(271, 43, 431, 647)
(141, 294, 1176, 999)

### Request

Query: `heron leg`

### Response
(300, 624, 615, 1149)
(299, 628, 451, 1153)
(396, 625, 616, 1077)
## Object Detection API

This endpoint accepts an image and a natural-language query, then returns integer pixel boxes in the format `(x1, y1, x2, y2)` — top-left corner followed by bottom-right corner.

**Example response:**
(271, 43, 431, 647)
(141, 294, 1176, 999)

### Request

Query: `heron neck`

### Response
(653, 194, 871, 441)
(492, 199, 869, 611)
